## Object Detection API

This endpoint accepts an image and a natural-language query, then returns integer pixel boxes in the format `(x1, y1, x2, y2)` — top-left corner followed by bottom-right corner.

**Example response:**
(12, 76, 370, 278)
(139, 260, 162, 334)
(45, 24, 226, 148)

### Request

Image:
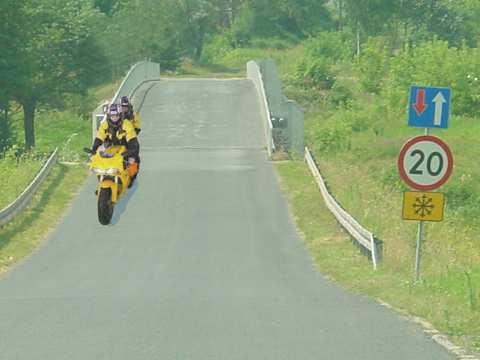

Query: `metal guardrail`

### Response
(92, 61, 161, 141)
(247, 61, 275, 157)
(305, 147, 380, 269)
(0, 148, 59, 228)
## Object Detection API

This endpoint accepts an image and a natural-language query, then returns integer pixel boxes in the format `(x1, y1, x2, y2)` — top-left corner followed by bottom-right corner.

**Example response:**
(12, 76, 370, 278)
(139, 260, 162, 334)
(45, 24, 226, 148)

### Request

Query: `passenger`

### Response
(120, 96, 141, 135)
(91, 103, 140, 187)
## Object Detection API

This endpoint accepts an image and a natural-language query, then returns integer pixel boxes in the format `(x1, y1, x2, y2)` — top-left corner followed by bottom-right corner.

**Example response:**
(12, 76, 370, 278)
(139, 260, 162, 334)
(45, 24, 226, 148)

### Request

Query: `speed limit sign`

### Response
(398, 135, 453, 191)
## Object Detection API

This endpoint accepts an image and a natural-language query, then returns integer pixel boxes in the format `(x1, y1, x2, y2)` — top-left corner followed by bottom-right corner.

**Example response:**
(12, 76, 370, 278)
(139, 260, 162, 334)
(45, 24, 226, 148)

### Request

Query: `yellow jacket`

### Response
(96, 119, 137, 145)
(131, 112, 141, 132)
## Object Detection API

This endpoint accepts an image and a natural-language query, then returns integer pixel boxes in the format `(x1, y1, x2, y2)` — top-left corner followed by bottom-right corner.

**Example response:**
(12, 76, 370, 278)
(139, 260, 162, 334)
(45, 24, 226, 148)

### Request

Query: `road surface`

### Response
(0, 79, 453, 359)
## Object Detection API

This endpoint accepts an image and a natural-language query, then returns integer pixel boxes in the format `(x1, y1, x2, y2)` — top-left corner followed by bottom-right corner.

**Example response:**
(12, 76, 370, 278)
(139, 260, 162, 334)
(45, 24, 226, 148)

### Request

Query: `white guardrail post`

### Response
(0, 148, 59, 228)
(305, 147, 380, 269)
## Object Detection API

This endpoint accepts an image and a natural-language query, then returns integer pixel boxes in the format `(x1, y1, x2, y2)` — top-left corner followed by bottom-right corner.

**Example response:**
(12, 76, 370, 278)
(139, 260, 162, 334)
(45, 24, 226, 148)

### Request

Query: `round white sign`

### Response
(398, 135, 453, 191)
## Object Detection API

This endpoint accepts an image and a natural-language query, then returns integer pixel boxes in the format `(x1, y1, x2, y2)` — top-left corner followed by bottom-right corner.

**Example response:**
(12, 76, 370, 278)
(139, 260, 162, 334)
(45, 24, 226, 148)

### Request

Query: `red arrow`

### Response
(413, 88, 427, 115)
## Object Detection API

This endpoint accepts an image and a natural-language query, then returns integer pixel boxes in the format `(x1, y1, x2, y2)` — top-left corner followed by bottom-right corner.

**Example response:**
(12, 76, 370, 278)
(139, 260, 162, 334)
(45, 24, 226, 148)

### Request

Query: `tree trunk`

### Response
(194, 38, 204, 60)
(356, 23, 361, 57)
(338, 0, 343, 30)
(193, 27, 206, 60)
(22, 98, 36, 149)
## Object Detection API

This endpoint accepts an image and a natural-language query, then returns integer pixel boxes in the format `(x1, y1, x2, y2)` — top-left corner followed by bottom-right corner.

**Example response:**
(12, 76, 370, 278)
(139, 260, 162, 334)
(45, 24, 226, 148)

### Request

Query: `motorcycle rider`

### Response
(120, 96, 141, 134)
(91, 103, 140, 186)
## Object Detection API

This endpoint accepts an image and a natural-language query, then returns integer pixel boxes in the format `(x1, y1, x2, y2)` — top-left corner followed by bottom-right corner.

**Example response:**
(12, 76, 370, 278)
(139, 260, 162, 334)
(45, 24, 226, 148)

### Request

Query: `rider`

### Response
(91, 103, 140, 186)
(120, 96, 141, 134)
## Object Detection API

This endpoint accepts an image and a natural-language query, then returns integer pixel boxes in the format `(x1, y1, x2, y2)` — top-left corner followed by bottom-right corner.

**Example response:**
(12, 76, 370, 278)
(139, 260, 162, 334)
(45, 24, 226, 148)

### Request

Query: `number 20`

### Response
(409, 150, 444, 176)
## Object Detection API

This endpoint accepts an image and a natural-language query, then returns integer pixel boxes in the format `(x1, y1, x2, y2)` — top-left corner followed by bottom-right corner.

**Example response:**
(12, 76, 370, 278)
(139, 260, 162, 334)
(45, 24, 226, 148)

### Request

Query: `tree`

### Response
(0, 0, 26, 150)
(15, 0, 107, 149)
(342, 0, 398, 55)
(177, 0, 220, 59)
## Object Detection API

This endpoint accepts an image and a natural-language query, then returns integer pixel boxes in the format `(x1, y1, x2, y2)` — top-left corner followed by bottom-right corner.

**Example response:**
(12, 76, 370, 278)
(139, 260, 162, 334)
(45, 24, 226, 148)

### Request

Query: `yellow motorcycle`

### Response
(84, 145, 138, 225)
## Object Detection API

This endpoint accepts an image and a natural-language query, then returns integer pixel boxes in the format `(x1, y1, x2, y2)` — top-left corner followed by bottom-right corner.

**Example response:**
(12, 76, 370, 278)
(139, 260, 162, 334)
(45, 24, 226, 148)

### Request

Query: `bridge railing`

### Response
(91, 61, 160, 141)
(0, 148, 58, 228)
(248, 59, 304, 158)
(247, 61, 275, 157)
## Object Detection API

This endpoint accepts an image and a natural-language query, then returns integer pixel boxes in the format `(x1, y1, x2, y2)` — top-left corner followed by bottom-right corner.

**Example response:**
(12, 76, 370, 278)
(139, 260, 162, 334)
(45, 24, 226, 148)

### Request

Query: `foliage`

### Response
(384, 40, 480, 117)
(313, 122, 350, 152)
(295, 57, 336, 90)
(1, 0, 108, 148)
(230, 0, 332, 39)
(357, 37, 390, 93)
(304, 31, 353, 63)
(328, 80, 353, 107)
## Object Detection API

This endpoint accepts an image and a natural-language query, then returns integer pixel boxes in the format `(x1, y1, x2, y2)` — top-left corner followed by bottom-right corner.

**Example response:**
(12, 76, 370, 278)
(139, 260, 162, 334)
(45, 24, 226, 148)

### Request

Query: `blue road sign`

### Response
(408, 86, 451, 129)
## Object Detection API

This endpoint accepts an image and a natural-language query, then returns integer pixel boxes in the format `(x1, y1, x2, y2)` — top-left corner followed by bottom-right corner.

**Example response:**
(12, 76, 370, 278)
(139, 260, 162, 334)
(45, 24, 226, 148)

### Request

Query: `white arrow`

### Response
(433, 92, 446, 126)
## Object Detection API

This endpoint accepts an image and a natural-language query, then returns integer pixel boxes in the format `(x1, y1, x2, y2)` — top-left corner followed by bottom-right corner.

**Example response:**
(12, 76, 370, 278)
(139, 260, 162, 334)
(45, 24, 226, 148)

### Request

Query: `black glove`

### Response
(91, 138, 103, 154)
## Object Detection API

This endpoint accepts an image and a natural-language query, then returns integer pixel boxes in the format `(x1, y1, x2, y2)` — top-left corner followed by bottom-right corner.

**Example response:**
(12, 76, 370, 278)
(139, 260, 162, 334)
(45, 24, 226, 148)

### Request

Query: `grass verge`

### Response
(0, 164, 88, 274)
(276, 160, 480, 355)
(0, 80, 117, 273)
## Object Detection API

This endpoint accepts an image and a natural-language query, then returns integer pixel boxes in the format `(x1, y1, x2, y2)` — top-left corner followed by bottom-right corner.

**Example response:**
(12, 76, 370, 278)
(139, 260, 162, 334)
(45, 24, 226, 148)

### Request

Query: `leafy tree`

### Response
(177, 0, 220, 59)
(100, 0, 185, 72)
(341, 0, 397, 54)
(15, 0, 107, 149)
(0, 0, 26, 150)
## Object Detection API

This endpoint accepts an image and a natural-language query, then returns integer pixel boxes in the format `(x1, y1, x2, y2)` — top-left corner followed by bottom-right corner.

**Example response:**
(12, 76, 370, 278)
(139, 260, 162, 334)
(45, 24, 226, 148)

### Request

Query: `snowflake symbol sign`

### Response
(413, 194, 435, 218)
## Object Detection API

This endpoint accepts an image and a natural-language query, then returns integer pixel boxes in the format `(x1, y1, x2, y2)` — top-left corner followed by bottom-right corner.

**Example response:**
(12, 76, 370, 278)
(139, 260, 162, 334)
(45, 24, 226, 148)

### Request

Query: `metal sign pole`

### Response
(415, 127, 429, 282)
(415, 128, 430, 282)
(415, 220, 424, 282)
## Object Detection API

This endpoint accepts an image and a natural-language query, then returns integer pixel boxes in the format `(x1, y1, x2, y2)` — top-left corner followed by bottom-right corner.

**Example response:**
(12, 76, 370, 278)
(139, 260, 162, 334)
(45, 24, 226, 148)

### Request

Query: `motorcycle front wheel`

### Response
(98, 188, 114, 225)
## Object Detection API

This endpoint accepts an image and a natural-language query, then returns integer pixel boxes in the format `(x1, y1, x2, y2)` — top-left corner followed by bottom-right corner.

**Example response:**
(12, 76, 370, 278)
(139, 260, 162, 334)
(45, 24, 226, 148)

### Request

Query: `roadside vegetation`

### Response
(0, 81, 115, 273)
(188, 0, 480, 354)
(1, 0, 479, 354)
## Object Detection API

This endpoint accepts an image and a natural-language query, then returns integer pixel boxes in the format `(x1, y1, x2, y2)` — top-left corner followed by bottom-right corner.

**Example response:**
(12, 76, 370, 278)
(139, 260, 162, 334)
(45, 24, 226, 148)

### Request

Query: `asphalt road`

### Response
(0, 79, 453, 359)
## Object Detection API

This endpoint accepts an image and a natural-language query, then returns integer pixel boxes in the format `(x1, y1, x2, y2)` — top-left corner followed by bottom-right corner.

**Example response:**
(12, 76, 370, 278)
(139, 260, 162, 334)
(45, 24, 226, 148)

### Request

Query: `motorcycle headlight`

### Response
(105, 168, 118, 175)
(92, 168, 118, 176)
(92, 167, 105, 175)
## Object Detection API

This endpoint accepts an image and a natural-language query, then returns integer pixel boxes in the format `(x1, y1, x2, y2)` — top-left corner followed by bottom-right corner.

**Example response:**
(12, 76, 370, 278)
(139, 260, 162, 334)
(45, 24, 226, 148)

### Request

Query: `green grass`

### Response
(0, 80, 117, 273)
(178, 46, 305, 79)
(175, 59, 243, 78)
(0, 152, 43, 209)
(276, 161, 480, 354)
(197, 37, 480, 354)
(231, 40, 480, 353)
(0, 164, 88, 274)
(91, 80, 122, 103)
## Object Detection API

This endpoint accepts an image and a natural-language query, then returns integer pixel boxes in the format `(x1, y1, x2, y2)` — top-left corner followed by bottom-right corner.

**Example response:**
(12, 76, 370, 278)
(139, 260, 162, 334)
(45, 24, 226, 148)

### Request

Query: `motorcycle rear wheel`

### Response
(98, 188, 114, 225)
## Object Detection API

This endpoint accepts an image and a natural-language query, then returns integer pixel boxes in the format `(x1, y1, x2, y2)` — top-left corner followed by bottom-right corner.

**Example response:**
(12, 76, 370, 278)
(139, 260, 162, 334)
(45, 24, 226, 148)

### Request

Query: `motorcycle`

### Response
(84, 144, 138, 225)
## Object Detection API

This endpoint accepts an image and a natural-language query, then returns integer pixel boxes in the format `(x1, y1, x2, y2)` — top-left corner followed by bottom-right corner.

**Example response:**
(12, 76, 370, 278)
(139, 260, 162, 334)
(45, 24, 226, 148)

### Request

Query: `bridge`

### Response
(0, 78, 453, 359)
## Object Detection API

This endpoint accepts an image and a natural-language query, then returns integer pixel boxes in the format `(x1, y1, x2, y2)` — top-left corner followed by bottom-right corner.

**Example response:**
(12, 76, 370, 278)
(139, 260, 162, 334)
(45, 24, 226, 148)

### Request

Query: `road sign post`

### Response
(415, 221, 425, 282)
(402, 191, 445, 281)
(400, 85, 453, 282)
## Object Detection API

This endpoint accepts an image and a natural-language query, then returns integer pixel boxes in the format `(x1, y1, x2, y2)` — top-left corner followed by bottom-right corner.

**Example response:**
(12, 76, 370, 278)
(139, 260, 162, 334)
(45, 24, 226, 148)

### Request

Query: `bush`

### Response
(313, 122, 350, 152)
(328, 80, 353, 106)
(380, 164, 407, 191)
(384, 40, 480, 117)
(303, 31, 352, 64)
(358, 37, 390, 94)
(201, 34, 235, 64)
(295, 56, 335, 90)
(249, 36, 296, 50)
